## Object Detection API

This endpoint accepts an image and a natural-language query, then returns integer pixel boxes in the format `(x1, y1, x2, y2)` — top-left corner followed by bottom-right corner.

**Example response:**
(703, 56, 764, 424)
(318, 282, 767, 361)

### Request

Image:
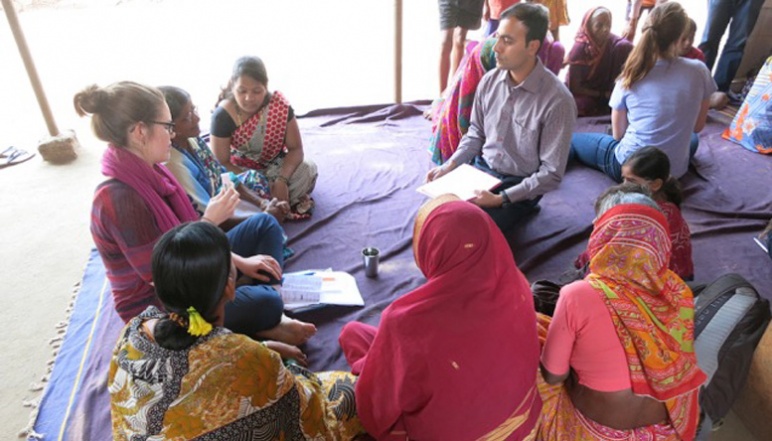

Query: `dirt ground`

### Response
(0, 1, 755, 440)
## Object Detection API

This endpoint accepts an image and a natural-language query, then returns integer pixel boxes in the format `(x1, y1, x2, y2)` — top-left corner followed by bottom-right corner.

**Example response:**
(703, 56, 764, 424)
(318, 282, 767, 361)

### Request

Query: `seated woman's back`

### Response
(543, 280, 667, 429)
(109, 222, 361, 440)
(538, 195, 705, 440)
(111, 309, 348, 440)
(613, 57, 713, 173)
(374, 288, 540, 437)
(348, 197, 541, 440)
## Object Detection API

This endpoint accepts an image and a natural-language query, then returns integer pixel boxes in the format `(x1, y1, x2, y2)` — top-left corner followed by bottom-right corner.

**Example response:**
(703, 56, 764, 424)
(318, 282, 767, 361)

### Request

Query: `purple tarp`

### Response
(32, 102, 771, 441)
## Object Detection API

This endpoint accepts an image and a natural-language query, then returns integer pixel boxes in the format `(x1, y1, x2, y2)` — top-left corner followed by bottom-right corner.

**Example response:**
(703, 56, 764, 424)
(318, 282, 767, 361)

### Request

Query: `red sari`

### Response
(566, 7, 633, 116)
(339, 199, 541, 440)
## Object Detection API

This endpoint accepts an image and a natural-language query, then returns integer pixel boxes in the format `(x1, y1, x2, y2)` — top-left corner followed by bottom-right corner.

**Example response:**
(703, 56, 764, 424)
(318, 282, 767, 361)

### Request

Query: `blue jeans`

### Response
(224, 213, 286, 336)
(474, 157, 541, 232)
(570, 133, 699, 182)
(698, 0, 764, 91)
(569, 133, 624, 182)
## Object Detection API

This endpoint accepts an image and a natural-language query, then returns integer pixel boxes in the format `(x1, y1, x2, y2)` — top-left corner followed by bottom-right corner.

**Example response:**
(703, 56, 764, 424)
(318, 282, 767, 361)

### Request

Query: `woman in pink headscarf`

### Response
(339, 195, 541, 440)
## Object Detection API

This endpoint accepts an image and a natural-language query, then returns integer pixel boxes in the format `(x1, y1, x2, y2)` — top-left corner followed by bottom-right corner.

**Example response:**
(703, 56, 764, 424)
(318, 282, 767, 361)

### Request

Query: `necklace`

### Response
(235, 105, 243, 126)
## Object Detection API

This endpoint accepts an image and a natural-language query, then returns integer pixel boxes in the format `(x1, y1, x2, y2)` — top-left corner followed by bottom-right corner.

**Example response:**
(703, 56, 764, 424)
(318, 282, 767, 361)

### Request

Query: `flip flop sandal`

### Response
(0, 146, 16, 158)
(0, 148, 35, 169)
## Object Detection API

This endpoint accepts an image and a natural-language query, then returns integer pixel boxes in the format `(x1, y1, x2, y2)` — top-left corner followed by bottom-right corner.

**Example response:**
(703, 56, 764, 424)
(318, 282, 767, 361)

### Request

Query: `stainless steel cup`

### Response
(362, 247, 380, 278)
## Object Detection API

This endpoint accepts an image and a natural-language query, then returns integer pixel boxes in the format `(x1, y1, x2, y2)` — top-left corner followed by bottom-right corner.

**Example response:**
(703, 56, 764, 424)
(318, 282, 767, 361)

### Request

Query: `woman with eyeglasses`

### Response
(75, 81, 316, 348)
(159, 85, 290, 226)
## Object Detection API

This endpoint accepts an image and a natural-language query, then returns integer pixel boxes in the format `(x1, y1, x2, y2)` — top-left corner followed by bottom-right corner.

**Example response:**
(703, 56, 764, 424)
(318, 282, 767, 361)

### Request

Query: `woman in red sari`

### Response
(211, 56, 317, 220)
(565, 7, 633, 116)
(538, 193, 705, 441)
(339, 195, 541, 440)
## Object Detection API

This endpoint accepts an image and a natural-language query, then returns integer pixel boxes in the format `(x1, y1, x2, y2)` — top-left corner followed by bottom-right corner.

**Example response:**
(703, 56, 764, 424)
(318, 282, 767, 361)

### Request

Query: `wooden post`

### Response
(3, 0, 60, 136)
(394, 0, 403, 104)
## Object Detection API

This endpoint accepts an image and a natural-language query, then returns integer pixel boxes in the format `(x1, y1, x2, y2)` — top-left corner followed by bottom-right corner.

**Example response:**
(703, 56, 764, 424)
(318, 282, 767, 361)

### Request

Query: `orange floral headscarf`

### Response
(586, 203, 706, 402)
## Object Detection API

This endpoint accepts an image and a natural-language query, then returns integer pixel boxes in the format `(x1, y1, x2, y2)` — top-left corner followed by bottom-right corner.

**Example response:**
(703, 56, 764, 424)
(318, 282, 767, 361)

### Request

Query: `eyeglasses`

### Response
(152, 121, 176, 135)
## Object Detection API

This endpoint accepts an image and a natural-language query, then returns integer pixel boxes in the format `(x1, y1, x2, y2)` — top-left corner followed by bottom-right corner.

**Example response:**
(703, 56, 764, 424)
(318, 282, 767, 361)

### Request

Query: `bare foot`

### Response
(710, 91, 729, 110)
(265, 198, 289, 223)
(264, 340, 308, 366)
(256, 314, 317, 346)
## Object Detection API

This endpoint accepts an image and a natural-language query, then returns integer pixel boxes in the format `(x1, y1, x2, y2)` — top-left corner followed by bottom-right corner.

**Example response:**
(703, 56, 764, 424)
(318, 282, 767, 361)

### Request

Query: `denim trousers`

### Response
(698, 0, 764, 91)
(570, 133, 699, 182)
(224, 213, 286, 335)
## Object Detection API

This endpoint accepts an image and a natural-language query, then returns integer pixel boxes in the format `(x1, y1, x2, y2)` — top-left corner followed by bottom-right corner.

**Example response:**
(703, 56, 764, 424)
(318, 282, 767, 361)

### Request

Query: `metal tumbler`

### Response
(362, 247, 380, 278)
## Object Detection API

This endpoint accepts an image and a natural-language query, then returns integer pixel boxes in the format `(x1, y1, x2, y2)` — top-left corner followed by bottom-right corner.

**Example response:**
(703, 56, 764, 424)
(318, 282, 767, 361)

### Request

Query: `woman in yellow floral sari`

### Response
(537, 189, 706, 441)
(108, 221, 362, 440)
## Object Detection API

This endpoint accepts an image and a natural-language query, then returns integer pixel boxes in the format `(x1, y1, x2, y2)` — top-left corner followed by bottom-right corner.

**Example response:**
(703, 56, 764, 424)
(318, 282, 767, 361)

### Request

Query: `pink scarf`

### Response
(101, 145, 199, 232)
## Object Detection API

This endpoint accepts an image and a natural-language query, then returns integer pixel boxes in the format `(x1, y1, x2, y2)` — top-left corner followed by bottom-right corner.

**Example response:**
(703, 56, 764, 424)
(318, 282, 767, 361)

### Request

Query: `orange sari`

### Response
(538, 204, 705, 441)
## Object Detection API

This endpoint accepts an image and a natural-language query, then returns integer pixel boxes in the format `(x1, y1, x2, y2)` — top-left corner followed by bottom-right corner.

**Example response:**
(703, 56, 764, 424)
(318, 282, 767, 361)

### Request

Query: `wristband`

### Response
(500, 191, 511, 207)
(275, 175, 290, 185)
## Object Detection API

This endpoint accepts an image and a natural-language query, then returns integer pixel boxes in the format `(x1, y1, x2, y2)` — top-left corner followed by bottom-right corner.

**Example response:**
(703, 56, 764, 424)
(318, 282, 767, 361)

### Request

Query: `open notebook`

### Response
(279, 270, 365, 312)
(416, 163, 502, 201)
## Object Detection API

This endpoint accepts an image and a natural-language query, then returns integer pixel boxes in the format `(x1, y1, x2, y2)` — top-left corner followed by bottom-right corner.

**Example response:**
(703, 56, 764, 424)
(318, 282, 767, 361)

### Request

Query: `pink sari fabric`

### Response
(538, 32, 565, 77)
(101, 145, 199, 232)
(340, 200, 541, 440)
(429, 38, 497, 165)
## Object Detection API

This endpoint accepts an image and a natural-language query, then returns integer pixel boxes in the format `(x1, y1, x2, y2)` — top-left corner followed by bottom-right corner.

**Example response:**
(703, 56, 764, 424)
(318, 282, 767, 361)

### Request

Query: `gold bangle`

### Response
(275, 175, 289, 185)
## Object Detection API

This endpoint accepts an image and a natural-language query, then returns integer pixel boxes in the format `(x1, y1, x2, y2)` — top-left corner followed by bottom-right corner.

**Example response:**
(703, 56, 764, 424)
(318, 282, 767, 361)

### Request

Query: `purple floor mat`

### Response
(33, 102, 771, 441)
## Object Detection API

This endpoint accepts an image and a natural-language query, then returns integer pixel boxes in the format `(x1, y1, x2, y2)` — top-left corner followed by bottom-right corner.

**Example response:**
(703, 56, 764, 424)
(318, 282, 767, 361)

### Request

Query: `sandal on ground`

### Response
(285, 195, 315, 222)
(0, 147, 35, 169)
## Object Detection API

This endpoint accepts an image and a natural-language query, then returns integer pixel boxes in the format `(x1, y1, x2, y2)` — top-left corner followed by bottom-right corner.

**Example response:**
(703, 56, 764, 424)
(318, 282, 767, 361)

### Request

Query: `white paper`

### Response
(754, 236, 769, 254)
(280, 273, 323, 304)
(279, 270, 365, 312)
(416, 163, 502, 201)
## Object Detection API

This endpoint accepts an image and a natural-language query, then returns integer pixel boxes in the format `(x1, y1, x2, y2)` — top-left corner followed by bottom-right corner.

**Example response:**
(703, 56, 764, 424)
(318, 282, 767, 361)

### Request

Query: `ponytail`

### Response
(618, 2, 687, 89)
(151, 222, 231, 350)
(660, 177, 683, 207)
(619, 30, 659, 89)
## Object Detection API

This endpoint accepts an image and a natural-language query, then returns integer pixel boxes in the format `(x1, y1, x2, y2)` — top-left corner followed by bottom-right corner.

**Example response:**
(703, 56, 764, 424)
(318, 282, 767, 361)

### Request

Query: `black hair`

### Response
(151, 222, 232, 350)
(500, 2, 549, 49)
(158, 85, 191, 122)
(623, 146, 683, 206)
(216, 55, 269, 105)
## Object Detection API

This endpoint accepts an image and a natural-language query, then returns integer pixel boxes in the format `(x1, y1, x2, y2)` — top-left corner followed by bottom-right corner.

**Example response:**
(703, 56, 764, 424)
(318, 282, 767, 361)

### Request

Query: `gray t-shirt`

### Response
(610, 57, 717, 177)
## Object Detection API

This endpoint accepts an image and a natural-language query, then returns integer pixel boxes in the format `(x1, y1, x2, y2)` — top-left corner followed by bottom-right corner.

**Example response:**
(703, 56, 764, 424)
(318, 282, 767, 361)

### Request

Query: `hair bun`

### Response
(73, 84, 106, 116)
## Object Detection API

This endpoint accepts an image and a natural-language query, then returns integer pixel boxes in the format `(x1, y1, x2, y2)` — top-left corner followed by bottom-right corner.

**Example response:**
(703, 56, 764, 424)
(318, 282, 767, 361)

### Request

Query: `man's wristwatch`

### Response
(500, 191, 511, 207)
